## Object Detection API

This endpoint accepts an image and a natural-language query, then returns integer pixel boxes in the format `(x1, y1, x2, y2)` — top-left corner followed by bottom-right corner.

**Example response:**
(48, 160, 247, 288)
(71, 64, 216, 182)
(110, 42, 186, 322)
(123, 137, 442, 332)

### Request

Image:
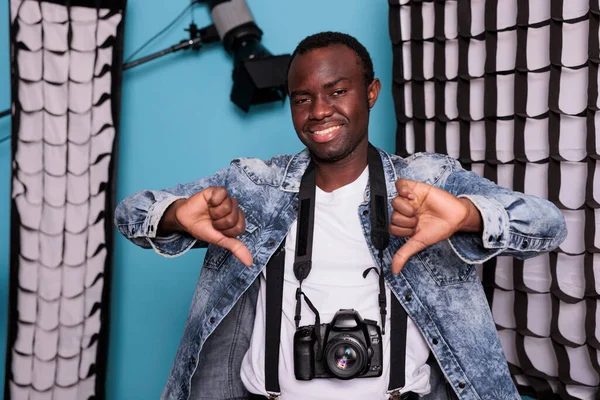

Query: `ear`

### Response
(367, 78, 381, 109)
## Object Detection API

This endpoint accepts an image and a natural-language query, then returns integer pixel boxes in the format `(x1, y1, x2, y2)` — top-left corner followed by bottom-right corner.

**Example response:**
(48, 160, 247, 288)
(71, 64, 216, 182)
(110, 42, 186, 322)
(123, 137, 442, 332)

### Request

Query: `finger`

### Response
(389, 225, 416, 238)
(391, 196, 416, 217)
(397, 183, 416, 200)
(211, 198, 238, 230)
(396, 179, 419, 200)
(209, 196, 236, 220)
(395, 178, 417, 192)
(212, 211, 238, 231)
(206, 186, 229, 208)
(392, 237, 428, 274)
(390, 212, 418, 229)
(220, 209, 246, 237)
(215, 236, 253, 267)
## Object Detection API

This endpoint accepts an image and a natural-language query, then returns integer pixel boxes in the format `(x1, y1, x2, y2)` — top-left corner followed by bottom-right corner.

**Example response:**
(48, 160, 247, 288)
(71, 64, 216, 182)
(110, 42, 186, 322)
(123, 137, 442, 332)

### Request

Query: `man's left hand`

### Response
(389, 179, 481, 274)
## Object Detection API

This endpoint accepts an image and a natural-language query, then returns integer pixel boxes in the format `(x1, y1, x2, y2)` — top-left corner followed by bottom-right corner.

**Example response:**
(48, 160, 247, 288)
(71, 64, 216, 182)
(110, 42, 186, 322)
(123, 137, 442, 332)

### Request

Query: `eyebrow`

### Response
(290, 89, 310, 97)
(290, 77, 350, 97)
(323, 77, 350, 89)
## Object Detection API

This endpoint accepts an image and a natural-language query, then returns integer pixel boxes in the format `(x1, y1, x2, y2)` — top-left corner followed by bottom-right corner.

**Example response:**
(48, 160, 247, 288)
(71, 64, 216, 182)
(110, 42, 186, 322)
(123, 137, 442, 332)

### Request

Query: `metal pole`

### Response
(123, 37, 204, 70)
(0, 36, 206, 120)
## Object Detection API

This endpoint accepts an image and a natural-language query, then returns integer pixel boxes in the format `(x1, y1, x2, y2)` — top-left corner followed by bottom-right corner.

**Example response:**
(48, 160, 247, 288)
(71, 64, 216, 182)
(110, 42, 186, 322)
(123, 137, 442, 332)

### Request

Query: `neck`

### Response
(313, 142, 369, 192)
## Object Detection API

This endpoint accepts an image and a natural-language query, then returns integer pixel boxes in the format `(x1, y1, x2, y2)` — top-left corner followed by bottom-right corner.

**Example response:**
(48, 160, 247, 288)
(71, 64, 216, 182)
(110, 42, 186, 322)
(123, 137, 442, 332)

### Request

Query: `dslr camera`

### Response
(293, 309, 383, 380)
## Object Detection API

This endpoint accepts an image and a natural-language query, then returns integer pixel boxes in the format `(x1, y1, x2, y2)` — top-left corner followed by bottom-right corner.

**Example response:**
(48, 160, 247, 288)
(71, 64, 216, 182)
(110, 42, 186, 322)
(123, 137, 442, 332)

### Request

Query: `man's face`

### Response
(287, 45, 380, 163)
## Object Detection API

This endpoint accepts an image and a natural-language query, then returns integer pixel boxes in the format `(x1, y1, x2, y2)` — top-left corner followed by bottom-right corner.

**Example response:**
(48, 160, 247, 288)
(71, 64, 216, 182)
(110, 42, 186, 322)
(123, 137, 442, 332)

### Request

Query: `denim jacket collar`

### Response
(280, 148, 311, 192)
(278, 146, 399, 199)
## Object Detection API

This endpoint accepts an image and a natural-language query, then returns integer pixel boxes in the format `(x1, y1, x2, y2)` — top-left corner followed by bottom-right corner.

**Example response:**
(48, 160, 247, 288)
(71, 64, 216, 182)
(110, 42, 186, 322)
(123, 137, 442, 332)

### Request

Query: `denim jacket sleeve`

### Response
(440, 157, 568, 264)
(114, 166, 235, 257)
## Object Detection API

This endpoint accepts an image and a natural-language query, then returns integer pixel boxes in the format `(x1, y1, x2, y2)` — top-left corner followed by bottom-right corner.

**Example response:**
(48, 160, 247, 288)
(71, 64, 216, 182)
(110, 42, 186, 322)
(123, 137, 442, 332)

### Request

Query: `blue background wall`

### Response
(0, 1, 396, 398)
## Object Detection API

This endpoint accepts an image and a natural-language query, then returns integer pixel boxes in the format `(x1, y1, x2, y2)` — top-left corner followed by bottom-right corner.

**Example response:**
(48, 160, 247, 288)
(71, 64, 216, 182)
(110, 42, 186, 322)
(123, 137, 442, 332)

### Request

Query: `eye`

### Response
(332, 89, 347, 96)
(294, 98, 310, 105)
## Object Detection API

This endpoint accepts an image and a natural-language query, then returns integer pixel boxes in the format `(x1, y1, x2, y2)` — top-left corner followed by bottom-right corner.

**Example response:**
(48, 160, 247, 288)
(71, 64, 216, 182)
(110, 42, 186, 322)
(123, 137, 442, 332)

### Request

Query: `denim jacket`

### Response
(115, 147, 567, 400)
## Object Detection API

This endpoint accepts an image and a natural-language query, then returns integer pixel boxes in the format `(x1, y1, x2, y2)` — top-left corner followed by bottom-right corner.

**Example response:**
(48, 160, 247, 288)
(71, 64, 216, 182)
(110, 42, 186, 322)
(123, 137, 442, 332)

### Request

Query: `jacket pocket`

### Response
(418, 241, 478, 286)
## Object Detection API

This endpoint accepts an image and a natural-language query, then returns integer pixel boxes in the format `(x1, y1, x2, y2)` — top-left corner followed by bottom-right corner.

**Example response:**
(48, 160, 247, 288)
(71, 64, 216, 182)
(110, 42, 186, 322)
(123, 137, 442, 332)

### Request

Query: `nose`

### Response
(309, 96, 334, 120)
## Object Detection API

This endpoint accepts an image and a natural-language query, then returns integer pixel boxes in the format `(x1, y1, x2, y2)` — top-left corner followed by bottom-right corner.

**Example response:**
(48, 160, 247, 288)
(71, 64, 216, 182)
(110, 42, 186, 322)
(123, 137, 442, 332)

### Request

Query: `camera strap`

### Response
(264, 143, 408, 398)
(265, 239, 286, 399)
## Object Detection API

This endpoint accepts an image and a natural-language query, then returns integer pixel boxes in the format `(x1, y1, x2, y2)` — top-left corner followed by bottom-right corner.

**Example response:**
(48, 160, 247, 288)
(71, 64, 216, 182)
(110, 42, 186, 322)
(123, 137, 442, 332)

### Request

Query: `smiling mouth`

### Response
(310, 125, 343, 136)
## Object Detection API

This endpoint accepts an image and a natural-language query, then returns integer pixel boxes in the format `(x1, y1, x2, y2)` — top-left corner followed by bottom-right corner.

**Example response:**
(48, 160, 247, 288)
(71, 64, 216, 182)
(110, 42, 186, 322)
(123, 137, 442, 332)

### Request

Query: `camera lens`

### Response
(333, 346, 358, 370)
(324, 335, 367, 379)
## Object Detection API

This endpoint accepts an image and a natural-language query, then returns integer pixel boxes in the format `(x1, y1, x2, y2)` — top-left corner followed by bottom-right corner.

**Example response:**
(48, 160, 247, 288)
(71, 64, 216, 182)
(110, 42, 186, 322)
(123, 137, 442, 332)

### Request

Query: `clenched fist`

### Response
(159, 187, 253, 267)
(390, 179, 482, 274)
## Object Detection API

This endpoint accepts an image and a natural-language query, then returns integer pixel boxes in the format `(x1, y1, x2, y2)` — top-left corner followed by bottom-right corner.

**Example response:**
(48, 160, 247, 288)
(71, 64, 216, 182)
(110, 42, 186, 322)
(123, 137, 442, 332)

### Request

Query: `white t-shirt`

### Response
(240, 167, 431, 399)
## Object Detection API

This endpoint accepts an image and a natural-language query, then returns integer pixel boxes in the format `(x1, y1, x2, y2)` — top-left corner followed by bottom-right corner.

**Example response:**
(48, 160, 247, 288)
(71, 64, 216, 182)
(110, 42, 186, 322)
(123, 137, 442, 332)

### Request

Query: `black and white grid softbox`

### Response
(389, 0, 600, 398)
(5, 0, 126, 398)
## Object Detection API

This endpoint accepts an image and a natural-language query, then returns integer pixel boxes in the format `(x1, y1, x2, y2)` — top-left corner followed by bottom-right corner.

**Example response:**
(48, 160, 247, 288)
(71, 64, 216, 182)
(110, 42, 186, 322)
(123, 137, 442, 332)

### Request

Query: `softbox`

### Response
(5, 0, 126, 399)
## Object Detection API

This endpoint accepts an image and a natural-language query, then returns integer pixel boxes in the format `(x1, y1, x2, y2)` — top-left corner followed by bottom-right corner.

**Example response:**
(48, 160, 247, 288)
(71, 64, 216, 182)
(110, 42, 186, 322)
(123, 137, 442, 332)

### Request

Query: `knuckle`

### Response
(225, 214, 237, 226)
(221, 201, 233, 214)
(224, 230, 238, 238)
(215, 186, 229, 199)
(211, 221, 222, 231)
(209, 208, 221, 220)
(226, 225, 244, 237)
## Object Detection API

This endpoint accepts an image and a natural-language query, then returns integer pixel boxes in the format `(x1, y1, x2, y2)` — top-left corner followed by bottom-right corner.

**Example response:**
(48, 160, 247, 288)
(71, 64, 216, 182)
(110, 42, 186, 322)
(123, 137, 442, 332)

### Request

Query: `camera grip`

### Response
(293, 328, 316, 380)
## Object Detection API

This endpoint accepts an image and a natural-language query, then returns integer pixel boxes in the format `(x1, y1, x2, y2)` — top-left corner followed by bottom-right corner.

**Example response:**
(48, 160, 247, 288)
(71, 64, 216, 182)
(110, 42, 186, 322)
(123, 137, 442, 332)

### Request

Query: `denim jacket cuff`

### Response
(447, 195, 510, 264)
(144, 196, 186, 238)
(145, 196, 197, 257)
(146, 236, 197, 258)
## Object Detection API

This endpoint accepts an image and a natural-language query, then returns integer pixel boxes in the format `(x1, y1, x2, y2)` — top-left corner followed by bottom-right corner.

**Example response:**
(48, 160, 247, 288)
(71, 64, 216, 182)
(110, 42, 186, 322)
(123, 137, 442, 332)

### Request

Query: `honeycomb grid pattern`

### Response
(6, 1, 125, 399)
(390, 0, 600, 398)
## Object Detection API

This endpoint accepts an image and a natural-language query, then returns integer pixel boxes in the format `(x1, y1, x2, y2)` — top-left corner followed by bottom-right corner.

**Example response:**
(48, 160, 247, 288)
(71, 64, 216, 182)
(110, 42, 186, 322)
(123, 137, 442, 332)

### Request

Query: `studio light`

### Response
(207, 0, 291, 112)
(0, 0, 293, 120)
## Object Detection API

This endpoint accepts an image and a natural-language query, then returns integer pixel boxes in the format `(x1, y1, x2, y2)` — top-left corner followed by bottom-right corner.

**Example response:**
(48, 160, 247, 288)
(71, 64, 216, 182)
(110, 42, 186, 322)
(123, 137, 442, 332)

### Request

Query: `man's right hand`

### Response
(158, 187, 253, 267)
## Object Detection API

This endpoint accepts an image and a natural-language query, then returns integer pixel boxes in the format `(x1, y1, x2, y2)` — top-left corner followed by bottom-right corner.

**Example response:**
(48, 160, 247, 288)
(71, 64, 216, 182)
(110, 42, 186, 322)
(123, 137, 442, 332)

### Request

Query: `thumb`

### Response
(392, 237, 427, 275)
(215, 236, 253, 267)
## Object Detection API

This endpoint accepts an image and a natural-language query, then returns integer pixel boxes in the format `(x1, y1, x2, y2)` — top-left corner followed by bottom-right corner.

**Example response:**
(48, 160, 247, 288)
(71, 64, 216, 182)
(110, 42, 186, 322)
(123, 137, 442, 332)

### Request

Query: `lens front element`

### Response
(324, 335, 368, 379)
(334, 345, 357, 370)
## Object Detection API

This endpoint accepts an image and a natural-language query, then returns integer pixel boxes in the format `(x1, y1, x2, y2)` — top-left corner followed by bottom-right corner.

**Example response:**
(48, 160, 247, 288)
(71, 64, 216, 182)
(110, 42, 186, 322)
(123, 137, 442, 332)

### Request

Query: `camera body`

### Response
(293, 309, 383, 380)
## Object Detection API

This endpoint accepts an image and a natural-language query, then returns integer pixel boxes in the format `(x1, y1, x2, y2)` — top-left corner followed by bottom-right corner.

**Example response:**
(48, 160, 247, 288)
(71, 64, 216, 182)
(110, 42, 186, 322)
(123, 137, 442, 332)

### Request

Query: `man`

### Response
(115, 32, 567, 400)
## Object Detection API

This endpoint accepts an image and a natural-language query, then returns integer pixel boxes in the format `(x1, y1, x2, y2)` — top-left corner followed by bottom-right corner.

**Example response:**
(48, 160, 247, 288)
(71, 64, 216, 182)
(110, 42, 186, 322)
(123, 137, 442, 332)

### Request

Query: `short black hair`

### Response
(287, 31, 375, 90)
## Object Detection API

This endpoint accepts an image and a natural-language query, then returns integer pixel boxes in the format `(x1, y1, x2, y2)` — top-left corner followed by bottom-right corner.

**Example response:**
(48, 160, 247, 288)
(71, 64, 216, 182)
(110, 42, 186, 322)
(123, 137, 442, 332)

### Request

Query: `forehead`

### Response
(288, 45, 362, 88)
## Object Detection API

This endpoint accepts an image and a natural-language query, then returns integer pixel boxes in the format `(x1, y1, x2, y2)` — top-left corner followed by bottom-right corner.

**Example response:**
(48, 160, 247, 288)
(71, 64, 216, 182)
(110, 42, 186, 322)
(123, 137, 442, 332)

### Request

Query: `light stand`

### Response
(124, 23, 220, 70)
